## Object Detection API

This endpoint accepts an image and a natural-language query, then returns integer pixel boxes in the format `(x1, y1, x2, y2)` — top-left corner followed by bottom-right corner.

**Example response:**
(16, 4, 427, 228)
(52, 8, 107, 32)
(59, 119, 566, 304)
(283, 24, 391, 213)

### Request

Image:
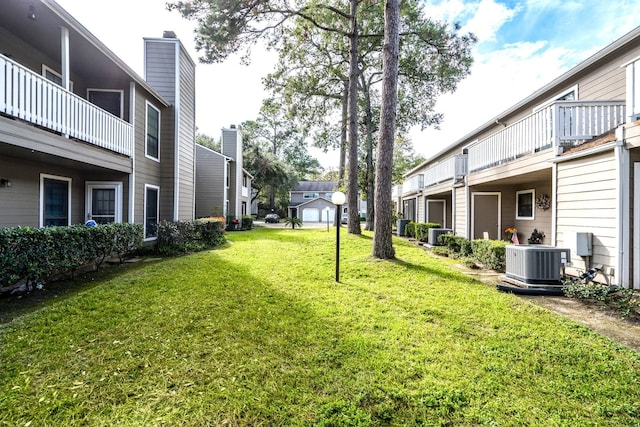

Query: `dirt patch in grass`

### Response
(453, 260, 640, 353)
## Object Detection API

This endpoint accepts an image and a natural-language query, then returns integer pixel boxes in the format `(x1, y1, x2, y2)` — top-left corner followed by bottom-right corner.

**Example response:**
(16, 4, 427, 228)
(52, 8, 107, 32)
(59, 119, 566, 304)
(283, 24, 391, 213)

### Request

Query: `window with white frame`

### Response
(533, 85, 578, 112)
(303, 192, 319, 199)
(145, 102, 160, 161)
(40, 174, 72, 227)
(42, 65, 73, 90)
(88, 89, 124, 118)
(626, 57, 640, 119)
(516, 189, 535, 220)
(144, 184, 160, 240)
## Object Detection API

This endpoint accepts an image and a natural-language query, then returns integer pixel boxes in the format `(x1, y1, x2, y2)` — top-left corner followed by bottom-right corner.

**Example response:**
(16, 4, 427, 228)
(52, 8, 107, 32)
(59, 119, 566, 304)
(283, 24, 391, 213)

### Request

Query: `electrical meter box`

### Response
(576, 232, 593, 256)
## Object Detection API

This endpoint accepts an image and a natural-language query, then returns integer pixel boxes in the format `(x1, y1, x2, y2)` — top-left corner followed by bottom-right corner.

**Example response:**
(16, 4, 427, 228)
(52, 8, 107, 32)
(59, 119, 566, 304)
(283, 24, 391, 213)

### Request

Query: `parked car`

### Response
(341, 213, 348, 224)
(265, 213, 280, 223)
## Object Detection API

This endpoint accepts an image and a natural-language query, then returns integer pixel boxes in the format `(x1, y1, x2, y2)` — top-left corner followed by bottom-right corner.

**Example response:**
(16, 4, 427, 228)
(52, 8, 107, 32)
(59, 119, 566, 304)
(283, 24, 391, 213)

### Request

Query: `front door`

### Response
(86, 182, 122, 224)
(426, 199, 446, 227)
(472, 192, 501, 240)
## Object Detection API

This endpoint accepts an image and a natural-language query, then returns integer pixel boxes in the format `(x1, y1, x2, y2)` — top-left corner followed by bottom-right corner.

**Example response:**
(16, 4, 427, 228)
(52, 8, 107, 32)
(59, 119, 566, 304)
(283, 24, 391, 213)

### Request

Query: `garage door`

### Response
(302, 208, 320, 222)
(322, 208, 335, 222)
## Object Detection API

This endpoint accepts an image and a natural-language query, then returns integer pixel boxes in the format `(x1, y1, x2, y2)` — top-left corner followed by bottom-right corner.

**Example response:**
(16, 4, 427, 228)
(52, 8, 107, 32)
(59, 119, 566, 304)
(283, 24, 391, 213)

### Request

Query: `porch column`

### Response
(60, 27, 70, 91)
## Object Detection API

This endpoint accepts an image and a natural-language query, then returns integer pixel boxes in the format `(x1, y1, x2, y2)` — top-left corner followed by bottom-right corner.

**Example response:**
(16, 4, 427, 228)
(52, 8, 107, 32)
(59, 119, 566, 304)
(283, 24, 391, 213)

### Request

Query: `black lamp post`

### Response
(331, 191, 346, 282)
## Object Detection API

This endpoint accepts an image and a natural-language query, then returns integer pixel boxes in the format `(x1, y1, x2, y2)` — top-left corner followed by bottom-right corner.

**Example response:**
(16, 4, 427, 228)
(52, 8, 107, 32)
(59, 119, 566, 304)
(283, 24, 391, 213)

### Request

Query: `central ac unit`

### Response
(505, 245, 570, 284)
(428, 228, 452, 246)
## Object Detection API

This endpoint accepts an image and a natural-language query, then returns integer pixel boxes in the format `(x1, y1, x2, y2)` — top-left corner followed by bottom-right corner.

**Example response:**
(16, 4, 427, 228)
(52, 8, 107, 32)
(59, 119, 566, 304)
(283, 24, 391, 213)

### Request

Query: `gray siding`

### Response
(0, 153, 129, 228)
(195, 145, 227, 218)
(222, 128, 243, 218)
(144, 38, 196, 221)
(132, 90, 165, 224)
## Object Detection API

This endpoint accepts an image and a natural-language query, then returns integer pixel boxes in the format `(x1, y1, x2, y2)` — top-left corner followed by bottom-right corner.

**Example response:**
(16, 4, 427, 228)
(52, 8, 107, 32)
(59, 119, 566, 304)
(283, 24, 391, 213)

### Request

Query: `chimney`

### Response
(230, 124, 236, 129)
(163, 30, 177, 38)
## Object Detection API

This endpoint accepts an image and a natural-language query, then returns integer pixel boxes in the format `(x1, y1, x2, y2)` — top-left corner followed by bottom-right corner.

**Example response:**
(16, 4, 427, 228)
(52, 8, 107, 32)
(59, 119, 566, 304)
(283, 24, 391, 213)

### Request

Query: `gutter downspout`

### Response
(615, 126, 630, 288)
(129, 82, 136, 223)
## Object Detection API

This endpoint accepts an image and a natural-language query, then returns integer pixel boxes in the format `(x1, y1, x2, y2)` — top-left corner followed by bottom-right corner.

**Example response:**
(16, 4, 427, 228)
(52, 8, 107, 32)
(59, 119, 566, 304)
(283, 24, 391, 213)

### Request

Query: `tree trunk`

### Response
(372, 0, 400, 259)
(364, 82, 375, 232)
(339, 79, 348, 187)
(347, 0, 361, 235)
(336, 79, 348, 227)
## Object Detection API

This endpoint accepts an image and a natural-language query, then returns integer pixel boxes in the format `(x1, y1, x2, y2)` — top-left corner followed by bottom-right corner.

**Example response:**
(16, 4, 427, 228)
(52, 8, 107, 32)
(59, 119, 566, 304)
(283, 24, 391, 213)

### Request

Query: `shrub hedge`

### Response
(436, 234, 507, 271)
(157, 218, 225, 255)
(470, 239, 508, 272)
(405, 222, 416, 238)
(0, 223, 143, 289)
(241, 216, 253, 230)
(414, 222, 442, 242)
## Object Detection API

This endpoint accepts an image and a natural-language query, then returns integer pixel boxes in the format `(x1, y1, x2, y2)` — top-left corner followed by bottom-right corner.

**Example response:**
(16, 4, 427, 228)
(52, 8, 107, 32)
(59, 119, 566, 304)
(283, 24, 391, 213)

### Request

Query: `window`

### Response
(516, 189, 535, 220)
(144, 185, 160, 240)
(626, 57, 640, 119)
(42, 65, 73, 90)
(303, 192, 319, 199)
(88, 89, 124, 118)
(40, 174, 71, 227)
(226, 162, 231, 188)
(242, 174, 247, 187)
(534, 85, 578, 112)
(145, 102, 160, 161)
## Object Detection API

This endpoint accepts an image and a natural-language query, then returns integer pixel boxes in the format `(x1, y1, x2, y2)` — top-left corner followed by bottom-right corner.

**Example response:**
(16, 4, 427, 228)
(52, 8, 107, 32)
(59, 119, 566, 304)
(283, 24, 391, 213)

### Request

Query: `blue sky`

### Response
(412, 0, 640, 158)
(56, 0, 640, 168)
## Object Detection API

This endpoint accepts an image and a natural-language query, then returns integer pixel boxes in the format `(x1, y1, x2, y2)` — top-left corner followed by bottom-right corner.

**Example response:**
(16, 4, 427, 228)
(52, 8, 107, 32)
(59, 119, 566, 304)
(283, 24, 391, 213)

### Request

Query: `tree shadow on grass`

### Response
(0, 258, 162, 325)
(389, 257, 479, 284)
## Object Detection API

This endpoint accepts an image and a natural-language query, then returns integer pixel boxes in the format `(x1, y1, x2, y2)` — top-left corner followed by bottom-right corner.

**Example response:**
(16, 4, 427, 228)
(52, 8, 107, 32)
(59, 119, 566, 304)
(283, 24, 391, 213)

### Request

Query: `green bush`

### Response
(439, 234, 472, 256)
(157, 219, 225, 255)
(0, 223, 143, 289)
(242, 216, 253, 230)
(405, 222, 416, 238)
(414, 222, 442, 242)
(470, 240, 508, 272)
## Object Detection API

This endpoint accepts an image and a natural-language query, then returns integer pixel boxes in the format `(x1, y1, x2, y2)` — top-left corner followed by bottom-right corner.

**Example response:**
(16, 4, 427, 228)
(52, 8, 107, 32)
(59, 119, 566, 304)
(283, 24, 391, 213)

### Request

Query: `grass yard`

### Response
(1, 227, 640, 426)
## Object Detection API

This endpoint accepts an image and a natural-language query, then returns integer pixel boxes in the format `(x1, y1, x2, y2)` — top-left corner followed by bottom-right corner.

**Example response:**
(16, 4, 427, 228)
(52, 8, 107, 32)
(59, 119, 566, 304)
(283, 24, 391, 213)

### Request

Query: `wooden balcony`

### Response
(467, 101, 625, 173)
(0, 55, 132, 157)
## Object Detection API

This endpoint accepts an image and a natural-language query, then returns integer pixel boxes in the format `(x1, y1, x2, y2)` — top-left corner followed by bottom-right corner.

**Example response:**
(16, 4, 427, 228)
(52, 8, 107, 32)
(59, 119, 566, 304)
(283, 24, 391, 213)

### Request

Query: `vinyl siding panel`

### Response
(0, 154, 129, 228)
(177, 45, 196, 220)
(195, 145, 226, 218)
(144, 38, 197, 221)
(133, 90, 164, 224)
(454, 186, 467, 238)
(556, 151, 617, 271)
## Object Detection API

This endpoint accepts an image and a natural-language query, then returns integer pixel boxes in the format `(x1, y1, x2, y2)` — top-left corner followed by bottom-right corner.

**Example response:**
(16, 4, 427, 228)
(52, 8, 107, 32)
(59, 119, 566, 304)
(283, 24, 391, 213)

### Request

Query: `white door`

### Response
(86, 182, 122, 224)
(302, 208, 320, 222)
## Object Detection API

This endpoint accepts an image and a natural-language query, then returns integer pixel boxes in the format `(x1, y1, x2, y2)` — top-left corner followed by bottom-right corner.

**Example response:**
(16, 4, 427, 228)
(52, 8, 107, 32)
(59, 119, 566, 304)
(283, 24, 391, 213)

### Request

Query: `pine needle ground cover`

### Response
(1, 228, 640, 426)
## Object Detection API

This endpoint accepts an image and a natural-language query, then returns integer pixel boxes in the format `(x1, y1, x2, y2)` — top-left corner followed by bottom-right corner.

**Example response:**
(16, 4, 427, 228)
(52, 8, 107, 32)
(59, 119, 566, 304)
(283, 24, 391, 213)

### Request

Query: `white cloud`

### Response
(462, 0, 520, 43)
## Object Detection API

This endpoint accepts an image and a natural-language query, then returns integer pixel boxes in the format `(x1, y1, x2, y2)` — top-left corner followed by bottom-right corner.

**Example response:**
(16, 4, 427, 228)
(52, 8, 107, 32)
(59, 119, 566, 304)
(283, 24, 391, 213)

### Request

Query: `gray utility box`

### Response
(576, 232, 593, 256)
(428, 228, 453, 246)
(505, 245, 570, 284)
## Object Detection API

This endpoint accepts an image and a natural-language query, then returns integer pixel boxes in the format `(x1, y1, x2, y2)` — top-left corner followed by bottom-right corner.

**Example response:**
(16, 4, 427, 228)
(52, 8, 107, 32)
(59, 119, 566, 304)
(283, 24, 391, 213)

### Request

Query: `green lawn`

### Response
(1, 227, 640, 426)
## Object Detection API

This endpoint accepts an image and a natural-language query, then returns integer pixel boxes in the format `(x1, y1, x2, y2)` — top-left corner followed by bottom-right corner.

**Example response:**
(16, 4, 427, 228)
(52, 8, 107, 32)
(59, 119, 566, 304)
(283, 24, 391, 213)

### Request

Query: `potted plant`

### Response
(528, 229, 545, 244)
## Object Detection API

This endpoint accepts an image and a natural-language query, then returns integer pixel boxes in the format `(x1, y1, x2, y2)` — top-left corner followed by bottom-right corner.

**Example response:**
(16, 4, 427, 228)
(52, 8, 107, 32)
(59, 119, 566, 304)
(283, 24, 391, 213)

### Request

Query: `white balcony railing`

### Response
(392, 184, 401, 199)
(0, 55, 133, 157)
(403, 174, 424, 195)
(467, 101, 625, 173)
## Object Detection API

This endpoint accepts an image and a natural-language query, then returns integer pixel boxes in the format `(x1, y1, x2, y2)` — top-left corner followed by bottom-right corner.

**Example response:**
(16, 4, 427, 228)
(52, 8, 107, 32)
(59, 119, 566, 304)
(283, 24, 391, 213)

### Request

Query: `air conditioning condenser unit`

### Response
(505, 245, 570, 284)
